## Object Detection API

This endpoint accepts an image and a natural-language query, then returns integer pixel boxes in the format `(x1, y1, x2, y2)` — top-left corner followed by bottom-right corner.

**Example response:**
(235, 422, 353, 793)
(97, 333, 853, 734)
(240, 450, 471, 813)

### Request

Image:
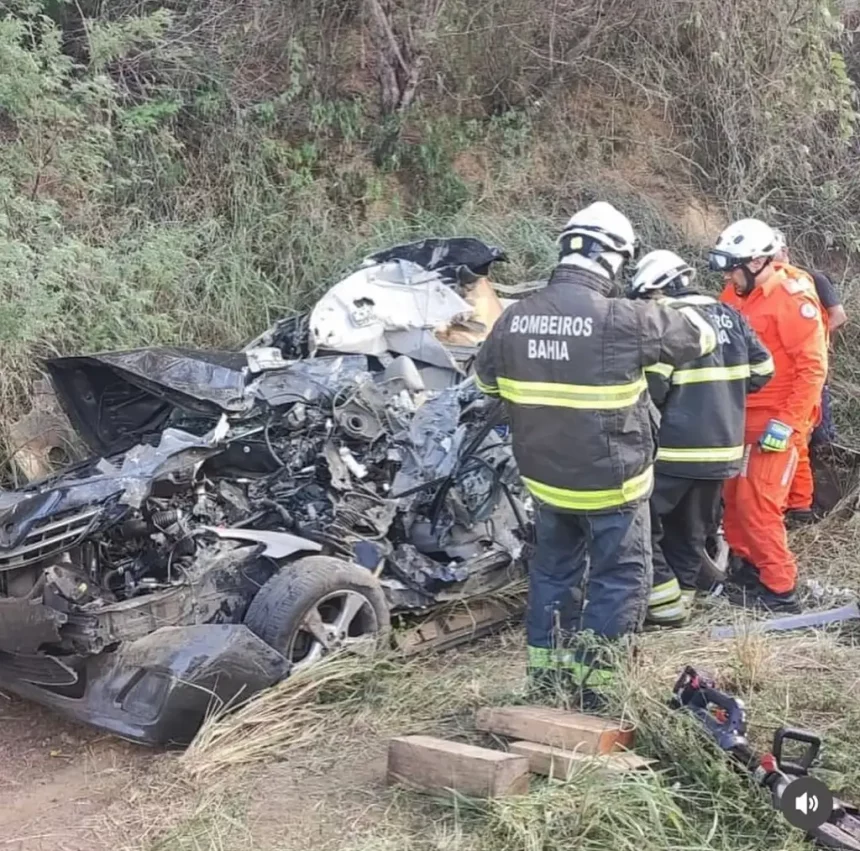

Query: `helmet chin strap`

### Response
(738, 257, 771, 296)
(596, 251, 624, 278)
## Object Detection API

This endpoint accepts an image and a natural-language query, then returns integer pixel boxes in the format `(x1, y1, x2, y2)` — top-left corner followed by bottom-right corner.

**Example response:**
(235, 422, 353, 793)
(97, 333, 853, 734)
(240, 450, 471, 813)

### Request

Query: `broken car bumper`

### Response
(0, 623, 288, 746)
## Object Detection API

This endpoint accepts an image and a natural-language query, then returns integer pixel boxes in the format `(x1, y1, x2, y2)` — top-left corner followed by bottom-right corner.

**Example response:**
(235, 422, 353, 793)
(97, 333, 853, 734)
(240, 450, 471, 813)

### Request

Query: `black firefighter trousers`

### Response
(526, 500, 652, 691)
(648, 474, 722, 624)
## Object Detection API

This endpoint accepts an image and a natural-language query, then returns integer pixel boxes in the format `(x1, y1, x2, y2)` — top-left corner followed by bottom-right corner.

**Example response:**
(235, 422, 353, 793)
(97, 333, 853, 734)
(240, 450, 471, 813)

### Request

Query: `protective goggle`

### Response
(707, 250, 752, 273)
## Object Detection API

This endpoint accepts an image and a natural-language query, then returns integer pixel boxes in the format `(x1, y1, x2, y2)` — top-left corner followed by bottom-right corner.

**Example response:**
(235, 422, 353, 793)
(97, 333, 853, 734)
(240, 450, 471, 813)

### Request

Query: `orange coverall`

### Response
(719, 263, 828, 593)
(786, 284, 830, 512)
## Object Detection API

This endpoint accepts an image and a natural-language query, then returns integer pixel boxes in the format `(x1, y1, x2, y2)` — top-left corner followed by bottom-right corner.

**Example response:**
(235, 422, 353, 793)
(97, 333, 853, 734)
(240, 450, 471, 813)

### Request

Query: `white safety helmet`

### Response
(629, 249, 695, 299)
(708, 218, 781, 273)
(558, 201, 639, 263)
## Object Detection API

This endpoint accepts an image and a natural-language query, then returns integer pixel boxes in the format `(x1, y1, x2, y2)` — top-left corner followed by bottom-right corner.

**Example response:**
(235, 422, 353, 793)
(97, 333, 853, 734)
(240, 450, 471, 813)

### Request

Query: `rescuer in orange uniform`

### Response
(711, 219, 828, 613)
(772, 229, 845, 525)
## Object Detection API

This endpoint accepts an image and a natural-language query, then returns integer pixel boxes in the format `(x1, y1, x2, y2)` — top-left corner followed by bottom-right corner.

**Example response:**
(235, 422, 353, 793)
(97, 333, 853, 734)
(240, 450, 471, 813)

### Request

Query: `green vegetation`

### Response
(2, 0, 859, 435)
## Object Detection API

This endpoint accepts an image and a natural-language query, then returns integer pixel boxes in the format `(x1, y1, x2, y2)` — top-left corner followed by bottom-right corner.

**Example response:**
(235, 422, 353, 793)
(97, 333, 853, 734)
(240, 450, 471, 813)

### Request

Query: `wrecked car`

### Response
(0, 239, 532, 746)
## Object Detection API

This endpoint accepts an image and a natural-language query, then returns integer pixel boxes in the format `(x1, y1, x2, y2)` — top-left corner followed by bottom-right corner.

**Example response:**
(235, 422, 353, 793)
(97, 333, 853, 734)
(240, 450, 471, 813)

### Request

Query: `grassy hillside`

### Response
(2, 0, 860, 449)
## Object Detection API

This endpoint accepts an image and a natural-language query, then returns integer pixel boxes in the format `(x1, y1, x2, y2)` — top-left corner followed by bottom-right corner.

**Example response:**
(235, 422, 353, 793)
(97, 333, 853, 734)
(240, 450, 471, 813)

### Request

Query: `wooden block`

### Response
(387, 735, 530, 798)
(475, 706, 634, 755)
(510, 741, 655, 778)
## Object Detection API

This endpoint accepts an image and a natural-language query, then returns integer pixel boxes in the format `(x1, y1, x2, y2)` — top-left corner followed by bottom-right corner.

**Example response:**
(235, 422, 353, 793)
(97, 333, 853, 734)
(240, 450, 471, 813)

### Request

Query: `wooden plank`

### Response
(510, 741, 655, 778)
(475, 706, 634, 755)
(387, 735, 530, 798)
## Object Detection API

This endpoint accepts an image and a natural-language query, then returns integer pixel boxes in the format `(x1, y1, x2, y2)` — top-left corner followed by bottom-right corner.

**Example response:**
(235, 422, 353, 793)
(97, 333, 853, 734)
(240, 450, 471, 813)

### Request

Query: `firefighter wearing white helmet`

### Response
(716, 218, 828, 613)
(769, 229, 846, 525)
(557, 201, 639, 284)
(628, 250, 774, 626)
(473, 202, 718, 710)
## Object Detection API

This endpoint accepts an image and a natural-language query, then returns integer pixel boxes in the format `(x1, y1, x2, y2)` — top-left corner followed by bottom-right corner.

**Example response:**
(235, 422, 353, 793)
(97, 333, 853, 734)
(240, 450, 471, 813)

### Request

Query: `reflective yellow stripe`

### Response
(497, 375, 647, 410)
(475, 374, 499, 395)
(678, 305, 717, 356)
(672, 364, 751, 384)
(647, 601, 687, 624)
(527, 647, 614, 687)
(528, 646, 555, 669)
(649, 577, 681, 606)
(657, 445, 745, 463)
(645, 362, 674, 378)
(522, 466, 653, 511)
(750, 357, 775, 376)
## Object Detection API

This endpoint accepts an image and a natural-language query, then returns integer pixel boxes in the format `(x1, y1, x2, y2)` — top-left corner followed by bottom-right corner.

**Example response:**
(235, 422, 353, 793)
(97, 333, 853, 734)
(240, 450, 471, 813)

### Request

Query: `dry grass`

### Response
(150, 506, 860, 851)
(181, 633, 526, 785)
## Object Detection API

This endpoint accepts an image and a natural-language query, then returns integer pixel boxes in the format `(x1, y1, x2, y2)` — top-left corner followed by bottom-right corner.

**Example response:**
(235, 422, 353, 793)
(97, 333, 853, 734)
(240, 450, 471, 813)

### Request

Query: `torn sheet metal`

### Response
(392, 387, 465, 496)
(118, 423, 229, 508)
(308, 261, 473, 355)
(202, 527, 322, 559)
(389, 544, 470, 594)
(246, 347, 290, 374)
(243, 313, 312, 360)
(385, 328, 463, 372)
(47, 347, 368, 456)
(49, 347, 250, 416)
(46, 348, 247, 455)
(363, 238, 508, 282)
(254, 355, 369, 407)
(711, 601, 860, 640)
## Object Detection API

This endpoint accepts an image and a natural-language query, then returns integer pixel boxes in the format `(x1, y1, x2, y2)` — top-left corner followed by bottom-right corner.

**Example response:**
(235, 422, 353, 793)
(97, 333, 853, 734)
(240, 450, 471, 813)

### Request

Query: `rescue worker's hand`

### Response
(759, 419, 793, 452)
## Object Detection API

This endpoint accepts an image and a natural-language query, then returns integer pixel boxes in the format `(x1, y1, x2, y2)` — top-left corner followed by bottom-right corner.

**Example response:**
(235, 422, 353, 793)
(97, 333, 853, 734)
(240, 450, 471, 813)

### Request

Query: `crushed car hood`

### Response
(46, 346, 370, 456)
(0, 424, 228, 557)
(46, 348, 248, 454)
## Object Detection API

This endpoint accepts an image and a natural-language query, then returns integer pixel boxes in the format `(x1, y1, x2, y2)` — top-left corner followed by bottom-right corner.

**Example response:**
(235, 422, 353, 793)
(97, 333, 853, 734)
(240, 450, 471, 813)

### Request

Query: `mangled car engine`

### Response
(0, 237, 532, 745)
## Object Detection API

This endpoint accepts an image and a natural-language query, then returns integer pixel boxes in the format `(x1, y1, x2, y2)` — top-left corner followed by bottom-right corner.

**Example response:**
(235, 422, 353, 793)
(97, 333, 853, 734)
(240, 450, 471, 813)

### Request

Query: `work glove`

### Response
(759, 419, 793, 452)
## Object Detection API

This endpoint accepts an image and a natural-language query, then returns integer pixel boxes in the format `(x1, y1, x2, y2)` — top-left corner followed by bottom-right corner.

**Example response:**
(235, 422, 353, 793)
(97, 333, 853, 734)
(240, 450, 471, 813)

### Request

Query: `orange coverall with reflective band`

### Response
(719, 264, 828, 593)
(786, 273, 831, 511)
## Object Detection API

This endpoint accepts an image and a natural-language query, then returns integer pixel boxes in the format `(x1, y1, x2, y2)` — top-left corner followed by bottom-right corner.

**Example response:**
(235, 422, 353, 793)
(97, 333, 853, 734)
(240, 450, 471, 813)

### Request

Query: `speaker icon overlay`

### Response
(779, 776, 833, 831)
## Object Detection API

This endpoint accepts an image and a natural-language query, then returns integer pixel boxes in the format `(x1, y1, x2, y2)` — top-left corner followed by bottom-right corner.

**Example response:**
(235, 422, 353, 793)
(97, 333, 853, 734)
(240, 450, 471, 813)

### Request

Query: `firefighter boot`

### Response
(725, 581, 802, 614)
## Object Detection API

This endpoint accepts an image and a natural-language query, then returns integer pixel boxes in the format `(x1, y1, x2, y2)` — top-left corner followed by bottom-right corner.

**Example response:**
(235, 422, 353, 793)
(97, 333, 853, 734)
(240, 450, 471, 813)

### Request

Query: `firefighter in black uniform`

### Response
(473, 203, 717, 709)
(627, 249, 775, 626)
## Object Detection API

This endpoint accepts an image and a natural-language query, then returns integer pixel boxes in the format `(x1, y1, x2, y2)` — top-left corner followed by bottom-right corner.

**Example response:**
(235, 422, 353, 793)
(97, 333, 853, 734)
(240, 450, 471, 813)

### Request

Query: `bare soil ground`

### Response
(0, 641, 519, 851)
(0, 695, 152, 850)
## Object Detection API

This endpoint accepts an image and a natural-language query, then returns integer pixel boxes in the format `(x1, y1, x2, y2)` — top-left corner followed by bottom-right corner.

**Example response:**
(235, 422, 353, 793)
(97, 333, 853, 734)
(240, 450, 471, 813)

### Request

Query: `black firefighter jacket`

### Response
(645, 292, 775, 480)
(473, 265, 718, 514)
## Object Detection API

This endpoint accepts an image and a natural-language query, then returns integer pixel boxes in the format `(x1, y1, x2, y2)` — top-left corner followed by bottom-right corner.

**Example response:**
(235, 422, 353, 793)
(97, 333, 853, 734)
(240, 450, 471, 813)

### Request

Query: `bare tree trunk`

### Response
(363, 0, 446, 115)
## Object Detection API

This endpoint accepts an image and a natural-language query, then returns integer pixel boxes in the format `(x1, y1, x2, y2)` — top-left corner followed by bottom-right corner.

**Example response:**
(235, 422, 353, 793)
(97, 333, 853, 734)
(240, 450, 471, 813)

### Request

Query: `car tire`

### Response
(243, 556, 390, 671)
